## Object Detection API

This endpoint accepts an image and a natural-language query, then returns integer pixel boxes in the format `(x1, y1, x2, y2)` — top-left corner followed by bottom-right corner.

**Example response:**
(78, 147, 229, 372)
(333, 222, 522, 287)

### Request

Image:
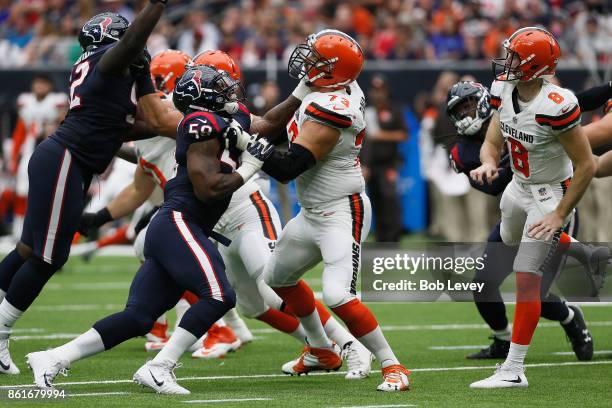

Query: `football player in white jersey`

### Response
(233, 30, 410, 392)
(11, 75, 68, 238)
(469, 27, 596, 389)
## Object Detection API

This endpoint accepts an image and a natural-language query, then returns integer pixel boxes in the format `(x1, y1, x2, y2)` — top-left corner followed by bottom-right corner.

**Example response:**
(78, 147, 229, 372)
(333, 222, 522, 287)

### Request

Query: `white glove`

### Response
(224, 121, 252, 151)
(236, 150, 264, 182)
(291, 78, 312, 101)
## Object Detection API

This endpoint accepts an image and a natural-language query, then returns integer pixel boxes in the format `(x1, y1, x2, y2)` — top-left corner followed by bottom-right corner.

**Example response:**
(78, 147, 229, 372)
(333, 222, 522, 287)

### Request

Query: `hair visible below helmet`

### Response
(150, 50, 193, 95)
(79, 12, 129, 52)
(492, 26, 561, 82)
(193, 50, 242, 81)
(446, 81, 492, 136)
(288, 29, 364, 88)
(172, 65, 244, 115)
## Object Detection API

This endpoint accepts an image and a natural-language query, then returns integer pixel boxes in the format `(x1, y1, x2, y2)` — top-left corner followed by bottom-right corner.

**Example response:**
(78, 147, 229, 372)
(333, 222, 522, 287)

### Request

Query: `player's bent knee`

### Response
(16, 242, 32, 259)
(236, 299, 266, 319)
(124, 306, 156, 335)
(322, 284, 355, 309)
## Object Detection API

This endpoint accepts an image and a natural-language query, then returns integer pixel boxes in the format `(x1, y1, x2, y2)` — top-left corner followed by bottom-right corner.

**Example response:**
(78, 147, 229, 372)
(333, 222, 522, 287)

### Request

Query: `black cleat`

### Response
(466, 336, 510, 359)
(582, 245, 610, 297)
(562, 305, 593, 361)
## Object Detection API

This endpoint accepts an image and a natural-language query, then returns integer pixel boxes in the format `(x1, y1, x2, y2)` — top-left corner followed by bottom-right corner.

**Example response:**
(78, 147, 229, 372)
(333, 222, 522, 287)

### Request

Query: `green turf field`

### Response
(0, 255, 610, 407)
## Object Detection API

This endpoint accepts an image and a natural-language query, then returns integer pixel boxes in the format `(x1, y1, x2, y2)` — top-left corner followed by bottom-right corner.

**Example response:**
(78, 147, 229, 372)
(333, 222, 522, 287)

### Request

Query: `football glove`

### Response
(78, 208, 113, 237)
(245, 137, 274, 161)
(224, 122, 252, 151)
(291, 77, 312, 101)
(235, 138, 274, 182)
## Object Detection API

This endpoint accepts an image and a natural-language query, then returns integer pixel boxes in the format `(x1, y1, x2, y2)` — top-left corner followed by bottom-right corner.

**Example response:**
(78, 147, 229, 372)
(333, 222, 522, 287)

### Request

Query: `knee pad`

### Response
(322, 282, 355, 309)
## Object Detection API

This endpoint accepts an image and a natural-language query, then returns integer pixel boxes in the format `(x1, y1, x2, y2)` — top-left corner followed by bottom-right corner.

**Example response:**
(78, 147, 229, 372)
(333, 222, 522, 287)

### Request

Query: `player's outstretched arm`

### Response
(98, 0, 166, 75)
(584, 111, 612, 148)
(576, 82, 612, 112)
(595, 151, 612, 178)
(187, 139, 248, 202)
(136, 95, 183, 138)
(528, 124, 596, 240)
(258, 119, 338, 183)
(471, 113, 503, 185)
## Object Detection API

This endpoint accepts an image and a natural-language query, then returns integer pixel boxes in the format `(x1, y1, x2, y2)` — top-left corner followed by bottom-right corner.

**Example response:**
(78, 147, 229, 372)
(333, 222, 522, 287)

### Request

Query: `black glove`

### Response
(245, 137, 274, 161)
(223, 122, 251, 151)
(130, 48, 152, 78)
(78, 207, 113, 237)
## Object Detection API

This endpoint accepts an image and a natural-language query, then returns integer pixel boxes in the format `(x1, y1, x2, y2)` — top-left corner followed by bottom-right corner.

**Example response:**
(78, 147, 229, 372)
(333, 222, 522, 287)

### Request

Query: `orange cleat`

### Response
(144, 321, 169, 352)
(377, 364, 410, 392)
(281, 344, 342, 375)
(191, 324, 241, 359)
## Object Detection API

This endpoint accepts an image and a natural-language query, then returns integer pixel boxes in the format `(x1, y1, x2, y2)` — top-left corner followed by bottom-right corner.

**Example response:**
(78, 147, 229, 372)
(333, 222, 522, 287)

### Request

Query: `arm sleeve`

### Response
(489, 80, 503, 111)
(576, 82, 612, 112)
(261, 142, 316, 183)
(535, 103, 581, 135)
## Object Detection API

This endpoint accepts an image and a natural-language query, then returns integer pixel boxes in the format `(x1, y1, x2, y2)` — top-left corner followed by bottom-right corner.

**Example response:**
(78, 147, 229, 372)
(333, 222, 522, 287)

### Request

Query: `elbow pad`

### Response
(262, 143, 316, 183)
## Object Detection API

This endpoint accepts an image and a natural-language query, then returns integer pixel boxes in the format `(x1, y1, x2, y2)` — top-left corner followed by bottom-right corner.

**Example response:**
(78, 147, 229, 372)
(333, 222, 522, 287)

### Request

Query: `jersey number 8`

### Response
(508, 138, 530, 178)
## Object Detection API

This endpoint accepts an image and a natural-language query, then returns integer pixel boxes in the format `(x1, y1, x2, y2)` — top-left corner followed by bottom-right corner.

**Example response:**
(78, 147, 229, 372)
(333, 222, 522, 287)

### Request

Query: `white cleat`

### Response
(341, 341, 373, 379)
(26, 350, 68, 388)
(133, 360, 190, 395)
(470, 364, 528, 389)
(377, 364, 410, 392)
(0, 339, 19, 375)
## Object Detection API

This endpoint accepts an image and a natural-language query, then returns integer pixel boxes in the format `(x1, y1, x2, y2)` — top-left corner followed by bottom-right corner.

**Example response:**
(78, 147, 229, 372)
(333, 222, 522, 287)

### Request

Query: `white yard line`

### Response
(335, 405, 417, 408)
(45, 282, 130, 290)
(32, 304, 122, 312)
(552, 350, 612, 356)
(70, 391, 131, 397)
(1, 360, 610, 389)
(13, 333, 81, 341)
(429, 345, 487, 350)
(183, 398, 272, 404)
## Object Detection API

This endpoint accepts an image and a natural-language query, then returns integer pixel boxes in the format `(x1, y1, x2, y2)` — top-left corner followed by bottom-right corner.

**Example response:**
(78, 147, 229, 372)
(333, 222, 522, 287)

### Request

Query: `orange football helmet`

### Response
(492, 27, 561, 82)
(288, 29, 364, 88)
(150, 49, 192, 95)
(193, 50, 242, 81)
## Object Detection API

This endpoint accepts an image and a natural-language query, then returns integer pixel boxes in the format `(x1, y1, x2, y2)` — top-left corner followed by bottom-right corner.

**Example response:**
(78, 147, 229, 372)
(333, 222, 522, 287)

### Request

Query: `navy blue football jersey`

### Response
(449, 136, 512, 196)
(163, 108, 251, 233)
(52, 44, 137, 174)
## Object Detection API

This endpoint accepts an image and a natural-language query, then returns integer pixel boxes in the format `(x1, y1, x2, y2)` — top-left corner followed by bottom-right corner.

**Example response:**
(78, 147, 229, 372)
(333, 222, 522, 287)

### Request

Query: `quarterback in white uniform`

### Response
(236, 30, 410, 392)
(12, 75, 68, 238)
(470, 27, 596, 389)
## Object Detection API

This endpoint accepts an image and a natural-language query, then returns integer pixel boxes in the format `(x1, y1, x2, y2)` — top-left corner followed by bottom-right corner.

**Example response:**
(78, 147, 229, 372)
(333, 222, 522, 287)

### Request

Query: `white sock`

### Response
(154, 327, 197, 364)
(155, 314, 167, 325)
(358, 326, 399, 368)
(0, 299, 23, 339)
(323, 317, 355, 348)
(174, 299, 190, 330)
(561, 306, 575, 325)
(299, 309, 332, 348)
(289, 324, 308, 344)
(216, 317, 226, 327)
(493, 324, 512, 341)
(223, 308, 246, 331)
(51, 328, 105, 365)
(503, 342, 529, 370)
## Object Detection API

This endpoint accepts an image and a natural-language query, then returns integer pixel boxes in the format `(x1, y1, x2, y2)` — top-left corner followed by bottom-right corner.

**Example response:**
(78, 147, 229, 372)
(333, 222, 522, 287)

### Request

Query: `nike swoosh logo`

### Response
(149, 369, 164, 387)
(0, 360, 10, 370)
(502, 376, 522, 384)
(44, 372, 52, 387)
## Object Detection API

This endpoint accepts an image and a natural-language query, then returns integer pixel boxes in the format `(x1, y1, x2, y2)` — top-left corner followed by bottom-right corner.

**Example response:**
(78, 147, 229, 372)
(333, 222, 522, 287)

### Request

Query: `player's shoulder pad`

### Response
(234, 102, 252, 131)
(535, 84, 581, 132)
(180, 111, 227, 143)
(303, 91, 353, 129)
(489, 80, 505, 110)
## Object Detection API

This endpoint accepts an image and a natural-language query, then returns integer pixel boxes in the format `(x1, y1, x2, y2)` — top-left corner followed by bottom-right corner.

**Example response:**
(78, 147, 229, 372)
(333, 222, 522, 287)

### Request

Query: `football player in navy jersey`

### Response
(0, 2, 180, 375)
(26, 65, 267, 394)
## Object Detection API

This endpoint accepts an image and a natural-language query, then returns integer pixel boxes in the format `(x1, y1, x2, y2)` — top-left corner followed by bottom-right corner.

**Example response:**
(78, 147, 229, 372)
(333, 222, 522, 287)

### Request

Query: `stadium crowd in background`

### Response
(0, 0, 609, 68)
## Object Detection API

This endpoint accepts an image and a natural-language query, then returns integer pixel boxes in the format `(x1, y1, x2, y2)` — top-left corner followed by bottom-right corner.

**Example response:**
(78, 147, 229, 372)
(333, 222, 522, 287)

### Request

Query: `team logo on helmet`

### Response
(175, 69, 203, 99)
(83, 17, 113, 44)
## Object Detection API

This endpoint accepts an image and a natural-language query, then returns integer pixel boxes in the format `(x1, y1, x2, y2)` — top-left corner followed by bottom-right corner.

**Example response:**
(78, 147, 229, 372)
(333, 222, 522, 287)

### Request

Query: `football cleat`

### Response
(562, 305, 593, 361)
(0, 339, 19, 375)
(470, 364, 528, 389)
(26, 350, 68, 388)
(467, 336, 510, 359)
(144, 321, 169, 352)
(282, 344, 342, 375)
(191, 324, 241, 359)
(377, 364, 410, 392)
(582, 245, 610, 297)
(341, 341, 373, 379)
(133, 360, 190, 395)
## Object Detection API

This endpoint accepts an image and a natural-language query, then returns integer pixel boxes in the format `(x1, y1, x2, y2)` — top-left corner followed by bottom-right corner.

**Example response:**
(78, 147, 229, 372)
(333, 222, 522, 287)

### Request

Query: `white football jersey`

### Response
(134, 136, 177, 206)
(288, 81, 366, 208)
(491, 79, 580, 184)
(17, 92, 68, 132)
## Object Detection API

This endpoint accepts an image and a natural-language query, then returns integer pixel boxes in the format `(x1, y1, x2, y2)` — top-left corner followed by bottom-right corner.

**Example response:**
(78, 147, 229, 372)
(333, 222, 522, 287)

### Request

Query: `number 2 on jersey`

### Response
(508, 138, 530, 178)
(69, 61, 90, 109)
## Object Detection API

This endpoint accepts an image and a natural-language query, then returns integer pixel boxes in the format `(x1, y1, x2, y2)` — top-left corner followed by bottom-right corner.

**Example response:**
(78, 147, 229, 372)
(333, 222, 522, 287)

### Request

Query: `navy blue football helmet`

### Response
(173, 65, 244, 115)
(79, 12, 129, 52)
(446, 81, 492, 136)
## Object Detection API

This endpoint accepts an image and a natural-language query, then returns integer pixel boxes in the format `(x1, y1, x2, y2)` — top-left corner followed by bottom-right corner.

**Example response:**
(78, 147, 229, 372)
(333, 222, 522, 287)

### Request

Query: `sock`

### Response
(51, 328, 105, 365)
(332, 299, 398, 367)
(174, 298, 190, 330)
(154, 327, 197, 364)
(257, 308, 307, 344)
(273, 281, 331, 348)
(541, 293, 571, 322)
(323, 317, 355, 349)
(0, 299, 23, 339)
(155, 314, 167, 325)
(493, 324, 512, 341)
(511, 272, 542, 346)
(0, 249, 26, 295)
(561, 305, 575, 325)
(503, 342, 529, 370)
(216, 317, 227, 327)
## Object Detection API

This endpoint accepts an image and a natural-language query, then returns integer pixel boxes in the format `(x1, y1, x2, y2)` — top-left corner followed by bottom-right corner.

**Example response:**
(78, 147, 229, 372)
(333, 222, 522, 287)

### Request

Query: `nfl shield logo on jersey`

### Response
(538, 187, 546, 196)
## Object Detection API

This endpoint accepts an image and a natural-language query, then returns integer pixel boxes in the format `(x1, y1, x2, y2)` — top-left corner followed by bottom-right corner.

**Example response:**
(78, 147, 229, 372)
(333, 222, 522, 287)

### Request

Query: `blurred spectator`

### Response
(177, 10, 220, 57)
(362, 74, 408, 242)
